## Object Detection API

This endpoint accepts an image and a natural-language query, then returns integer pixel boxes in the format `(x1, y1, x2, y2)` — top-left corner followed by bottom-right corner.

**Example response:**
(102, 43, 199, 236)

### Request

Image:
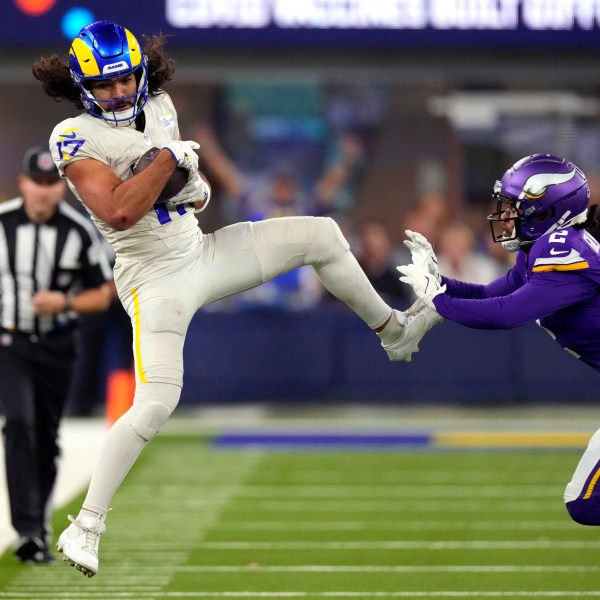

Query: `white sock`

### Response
(77, 508, 106, 521)
(376, 310, 406, 345)
(80, 382, 180, 516)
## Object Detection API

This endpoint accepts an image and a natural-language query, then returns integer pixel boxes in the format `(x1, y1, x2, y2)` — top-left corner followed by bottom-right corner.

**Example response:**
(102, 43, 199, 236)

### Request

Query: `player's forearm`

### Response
(434, 273, 592, 330)
(441, 276, 488, 299)
(66, 155, 177, 231)
(433, 294, 530, 330)
(442, 268, 521, 300)
(111, 152, 177, 228)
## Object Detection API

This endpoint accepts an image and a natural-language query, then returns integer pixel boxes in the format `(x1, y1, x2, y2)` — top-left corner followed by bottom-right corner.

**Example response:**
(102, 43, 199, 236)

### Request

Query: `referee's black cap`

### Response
(23, 147, 61, 185)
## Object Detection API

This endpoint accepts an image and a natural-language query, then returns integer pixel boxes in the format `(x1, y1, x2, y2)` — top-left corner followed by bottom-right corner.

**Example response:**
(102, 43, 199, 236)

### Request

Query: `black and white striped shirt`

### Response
(0, 197, 112, 335)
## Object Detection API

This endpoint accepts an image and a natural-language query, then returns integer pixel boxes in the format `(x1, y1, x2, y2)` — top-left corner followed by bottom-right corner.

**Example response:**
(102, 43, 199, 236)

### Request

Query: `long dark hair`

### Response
(582, 204, 600, 241)
(32, 33, 176, 110)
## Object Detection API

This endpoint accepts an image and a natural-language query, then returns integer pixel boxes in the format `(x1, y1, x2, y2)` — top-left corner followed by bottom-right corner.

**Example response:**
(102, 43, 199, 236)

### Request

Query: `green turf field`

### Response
(2, 434, 600, 598)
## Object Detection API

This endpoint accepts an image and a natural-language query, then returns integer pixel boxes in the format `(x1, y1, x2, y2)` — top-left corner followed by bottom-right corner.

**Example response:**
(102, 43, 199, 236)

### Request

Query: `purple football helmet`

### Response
(488, 153, 590, 252)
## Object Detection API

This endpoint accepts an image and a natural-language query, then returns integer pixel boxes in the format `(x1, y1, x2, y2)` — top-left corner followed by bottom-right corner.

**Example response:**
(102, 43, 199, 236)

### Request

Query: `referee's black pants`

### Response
(0, 330, 77, 542)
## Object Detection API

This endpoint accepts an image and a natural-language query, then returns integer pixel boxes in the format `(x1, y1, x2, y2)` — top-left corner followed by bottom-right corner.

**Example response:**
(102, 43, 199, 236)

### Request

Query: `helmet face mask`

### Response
(488, 193, 528, 253)
(69, 21, 148, 126)
(487, 154, 590, 253)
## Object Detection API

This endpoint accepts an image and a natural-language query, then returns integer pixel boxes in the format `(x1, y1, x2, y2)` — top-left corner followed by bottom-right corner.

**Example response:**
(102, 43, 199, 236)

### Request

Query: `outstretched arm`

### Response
(402, 228, 523, 300)
(434, 272, 598, 329)
(442, 267, 522, 299)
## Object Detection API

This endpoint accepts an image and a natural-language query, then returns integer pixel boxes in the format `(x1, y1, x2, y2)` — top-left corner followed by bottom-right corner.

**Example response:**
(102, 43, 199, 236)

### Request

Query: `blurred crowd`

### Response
(187, 120, 512, 315)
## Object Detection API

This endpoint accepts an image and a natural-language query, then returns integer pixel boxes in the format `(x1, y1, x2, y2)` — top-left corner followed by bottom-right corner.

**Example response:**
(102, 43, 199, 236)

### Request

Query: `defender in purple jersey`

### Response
(398, 153, 600, 526)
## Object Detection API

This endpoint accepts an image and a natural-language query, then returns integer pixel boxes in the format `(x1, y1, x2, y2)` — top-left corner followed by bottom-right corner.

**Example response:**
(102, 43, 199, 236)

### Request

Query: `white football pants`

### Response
(121, 216, 392, 387)
(80, 216, 394, 515)
(564, 427, 600, 525)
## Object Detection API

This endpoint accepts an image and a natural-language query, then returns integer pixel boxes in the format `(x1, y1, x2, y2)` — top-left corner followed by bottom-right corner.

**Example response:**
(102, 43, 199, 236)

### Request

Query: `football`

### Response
(132, 147, 189, 202)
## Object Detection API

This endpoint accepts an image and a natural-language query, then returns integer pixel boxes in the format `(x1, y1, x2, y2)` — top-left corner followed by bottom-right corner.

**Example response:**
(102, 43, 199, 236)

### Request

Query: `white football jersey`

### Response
(49, 93, 200, 293)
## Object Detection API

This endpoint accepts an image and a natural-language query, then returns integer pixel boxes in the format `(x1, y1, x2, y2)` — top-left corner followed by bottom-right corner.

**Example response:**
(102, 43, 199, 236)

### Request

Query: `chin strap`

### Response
(503, 207, 589, 253)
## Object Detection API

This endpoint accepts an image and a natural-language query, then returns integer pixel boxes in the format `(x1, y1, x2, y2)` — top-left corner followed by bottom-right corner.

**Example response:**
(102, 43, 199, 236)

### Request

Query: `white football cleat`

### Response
(382, 300, 443, 362)
(57, 514, 106, 577)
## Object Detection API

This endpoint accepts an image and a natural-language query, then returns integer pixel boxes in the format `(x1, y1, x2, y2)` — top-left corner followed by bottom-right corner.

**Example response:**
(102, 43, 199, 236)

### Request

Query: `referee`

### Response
(0, 147, 112, 564)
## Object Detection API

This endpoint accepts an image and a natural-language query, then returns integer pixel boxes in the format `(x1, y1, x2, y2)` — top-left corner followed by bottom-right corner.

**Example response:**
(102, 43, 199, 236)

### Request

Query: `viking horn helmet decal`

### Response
(521, 168, 577, 199)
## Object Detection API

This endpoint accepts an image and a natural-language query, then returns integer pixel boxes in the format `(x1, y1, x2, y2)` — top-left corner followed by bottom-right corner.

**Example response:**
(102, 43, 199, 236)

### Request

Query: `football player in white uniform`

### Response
(33, 20, 441, 577)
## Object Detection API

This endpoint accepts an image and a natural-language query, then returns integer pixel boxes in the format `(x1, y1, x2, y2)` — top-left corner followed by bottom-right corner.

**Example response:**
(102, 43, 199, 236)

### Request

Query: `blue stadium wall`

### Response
(180, 304, 599, 405)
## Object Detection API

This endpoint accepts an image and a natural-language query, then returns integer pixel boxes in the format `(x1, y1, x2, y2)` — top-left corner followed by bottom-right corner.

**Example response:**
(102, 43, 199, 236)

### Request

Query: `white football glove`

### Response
(163, 140, 200, 173)
(396, 263, 446, 309)
(165, 171, 211, 213)
(403, 230, 441, 283)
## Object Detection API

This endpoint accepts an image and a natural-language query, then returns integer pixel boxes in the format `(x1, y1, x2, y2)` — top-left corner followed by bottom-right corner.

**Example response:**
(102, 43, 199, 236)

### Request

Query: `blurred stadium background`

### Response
(2, 1, 600, 596)
(4, 0, 600, 411)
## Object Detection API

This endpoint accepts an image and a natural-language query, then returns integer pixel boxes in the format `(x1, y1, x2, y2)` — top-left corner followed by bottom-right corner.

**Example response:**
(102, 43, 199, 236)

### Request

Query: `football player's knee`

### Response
(128, 383, 180, 442)
(128, 402, 172, 442)
(307, 217, 349, 265)
(565, 499, 600, 526)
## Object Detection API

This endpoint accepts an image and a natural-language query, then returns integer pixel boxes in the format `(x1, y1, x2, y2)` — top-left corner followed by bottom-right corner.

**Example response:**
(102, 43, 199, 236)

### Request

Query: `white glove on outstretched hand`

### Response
(397, 263, 446, 309)
(403, 230, 441, 283)
(166, 171, 211, 212)
(163, 140, 200, 173)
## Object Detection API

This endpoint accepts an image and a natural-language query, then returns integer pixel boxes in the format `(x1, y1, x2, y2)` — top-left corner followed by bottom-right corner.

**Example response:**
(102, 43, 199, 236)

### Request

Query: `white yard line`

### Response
(251, 499, 565, 512)
(216, 520, 574, 531)
(125, 565, 600, 573)
(117, 484, 557, 497)
(194, 540, 600, 549)
(3, 592, 599, 598)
